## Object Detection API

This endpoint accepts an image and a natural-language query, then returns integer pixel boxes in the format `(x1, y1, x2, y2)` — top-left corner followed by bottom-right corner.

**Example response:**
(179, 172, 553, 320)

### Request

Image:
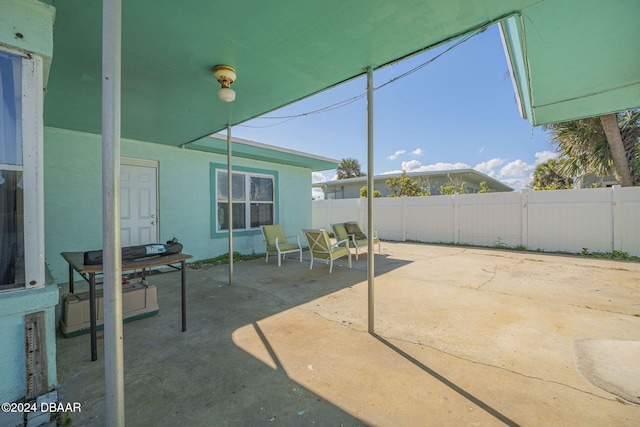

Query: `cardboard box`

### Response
(60, 282, 159, 337)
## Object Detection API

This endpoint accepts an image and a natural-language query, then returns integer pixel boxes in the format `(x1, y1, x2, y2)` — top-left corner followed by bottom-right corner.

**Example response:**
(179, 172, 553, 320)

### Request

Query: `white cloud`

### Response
(312, 187, 324, 200)
(489, 154, 557, 191)
(312, 171, 327, 184)
(387, 149, 406, 160)
(384, 160, 471, 174)
(412, 148, 424, 156)
(311, 172, 333, 200)
(483, 152, 559, 190)
(499, 159, 535, 178)
(491, 151, 557, 191)
(401, 160, 423, 171)
(499, 178, 528, 192)
(534, 150, 558, 165)
(474, 158, 506, 177)
(417, 161, 471, 171)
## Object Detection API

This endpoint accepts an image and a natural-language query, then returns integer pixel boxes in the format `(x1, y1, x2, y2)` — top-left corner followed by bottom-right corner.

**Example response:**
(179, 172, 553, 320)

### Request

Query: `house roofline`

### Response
(209, 133, 339, 165)
(313, 168, 514, 191)
(181, 133, 339, 172)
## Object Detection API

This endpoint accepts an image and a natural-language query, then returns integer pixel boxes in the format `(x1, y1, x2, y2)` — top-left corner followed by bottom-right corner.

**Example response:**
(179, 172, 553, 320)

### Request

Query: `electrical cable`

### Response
(238, 28, 483, 129)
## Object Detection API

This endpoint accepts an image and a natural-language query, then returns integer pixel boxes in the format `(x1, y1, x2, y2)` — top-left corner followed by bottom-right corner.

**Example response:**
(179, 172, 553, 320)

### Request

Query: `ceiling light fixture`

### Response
(213, 65, 236, 102)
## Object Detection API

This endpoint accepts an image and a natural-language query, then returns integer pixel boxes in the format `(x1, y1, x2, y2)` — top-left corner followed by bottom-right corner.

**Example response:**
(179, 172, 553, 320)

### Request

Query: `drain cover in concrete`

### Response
(574, 339, 640, 404)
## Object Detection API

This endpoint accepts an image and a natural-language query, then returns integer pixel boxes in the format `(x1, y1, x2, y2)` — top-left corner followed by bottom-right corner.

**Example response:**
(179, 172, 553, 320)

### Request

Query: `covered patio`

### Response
(56, 242, 640, 426)
(5, 0, 637, 424)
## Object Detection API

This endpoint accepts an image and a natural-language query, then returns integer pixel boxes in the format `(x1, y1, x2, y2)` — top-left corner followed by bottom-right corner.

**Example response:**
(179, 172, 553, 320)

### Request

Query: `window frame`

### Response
(0, 48, 45, 292)
(210, 163, 279, 238)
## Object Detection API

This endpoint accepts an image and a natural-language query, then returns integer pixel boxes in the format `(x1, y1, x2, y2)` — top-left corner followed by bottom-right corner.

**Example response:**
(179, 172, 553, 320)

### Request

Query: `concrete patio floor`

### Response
(55, 242, 640, 426)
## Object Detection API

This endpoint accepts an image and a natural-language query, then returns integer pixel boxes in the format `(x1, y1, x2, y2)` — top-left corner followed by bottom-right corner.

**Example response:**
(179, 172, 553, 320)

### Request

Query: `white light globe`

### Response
(218, 87, 236, 102)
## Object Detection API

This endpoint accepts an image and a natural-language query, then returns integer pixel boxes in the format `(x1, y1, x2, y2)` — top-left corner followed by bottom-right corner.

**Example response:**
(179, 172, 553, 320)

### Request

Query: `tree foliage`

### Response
(439, 178, 469, 195)
(478, 181, 491, 193)
(619, 110, 640, 183)
(336, 158, 365, 179)
(545, 110, 639, 186)
(531, 159, 574, 191)
(359, 186, 382, 198)
(385, 170, 429, 197)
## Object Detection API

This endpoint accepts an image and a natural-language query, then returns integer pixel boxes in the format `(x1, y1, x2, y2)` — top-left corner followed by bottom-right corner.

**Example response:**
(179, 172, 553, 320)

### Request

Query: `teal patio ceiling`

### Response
(501, 0, 640, 125)
(41, 0, 639, 148)
(41, 0, 537, 146)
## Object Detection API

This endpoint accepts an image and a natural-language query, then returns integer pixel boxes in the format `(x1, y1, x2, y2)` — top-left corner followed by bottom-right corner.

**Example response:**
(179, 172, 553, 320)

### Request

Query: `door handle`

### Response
(151, 221, 157, 225)
(151, 214, 156, 218)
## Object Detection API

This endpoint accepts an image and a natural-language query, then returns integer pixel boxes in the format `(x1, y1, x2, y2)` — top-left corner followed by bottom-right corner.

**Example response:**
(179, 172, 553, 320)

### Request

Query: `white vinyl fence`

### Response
(312, 187, 640, 256)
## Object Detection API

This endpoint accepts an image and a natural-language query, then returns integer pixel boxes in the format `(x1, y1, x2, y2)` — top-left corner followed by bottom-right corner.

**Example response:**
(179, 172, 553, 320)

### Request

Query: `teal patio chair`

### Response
(261, 224, 302, 267)
(331, 221, 381, 260)
(302, 228, 352, 273)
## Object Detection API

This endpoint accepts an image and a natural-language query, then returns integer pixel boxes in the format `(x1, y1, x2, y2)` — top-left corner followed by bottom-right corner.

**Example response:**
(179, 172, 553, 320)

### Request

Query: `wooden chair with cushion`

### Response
(302, 228, 352, 273)
(261, 224, 302, 267)
(331, 221, 381, 260)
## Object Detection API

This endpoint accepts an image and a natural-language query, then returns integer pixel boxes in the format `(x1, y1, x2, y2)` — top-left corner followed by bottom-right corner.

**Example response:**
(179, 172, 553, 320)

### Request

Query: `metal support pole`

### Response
(102, 0, 125, 425)
(227, 125, 233, 284)
(366, 66, 375, 334)
(181, 260, 187, 331)
(89, 274, 97, 361)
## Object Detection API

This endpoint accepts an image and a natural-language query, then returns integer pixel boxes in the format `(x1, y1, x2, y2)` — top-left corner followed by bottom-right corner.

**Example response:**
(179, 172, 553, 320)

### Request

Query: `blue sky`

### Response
(230, 25, 556, 194)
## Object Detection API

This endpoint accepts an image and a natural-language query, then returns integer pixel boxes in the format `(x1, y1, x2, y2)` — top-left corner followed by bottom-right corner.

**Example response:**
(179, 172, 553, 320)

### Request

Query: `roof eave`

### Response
(186, 134, 339, 172)
(498, 16, 534, 124)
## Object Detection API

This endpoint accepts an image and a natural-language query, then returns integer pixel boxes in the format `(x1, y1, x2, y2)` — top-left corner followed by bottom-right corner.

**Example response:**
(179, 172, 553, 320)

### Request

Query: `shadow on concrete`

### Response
(55, 252, 410, 426)
(55, 242, 640, 425)
(372, 333, 521, 427)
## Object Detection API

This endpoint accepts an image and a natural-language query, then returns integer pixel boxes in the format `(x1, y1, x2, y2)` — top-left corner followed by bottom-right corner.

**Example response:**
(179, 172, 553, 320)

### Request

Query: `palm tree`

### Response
(600, 113, 633, 186)
(545, 110, 639, 187)
(618, 110, 640, 185)
(336, 158, 364, 179)
(531, 159, 573, 190)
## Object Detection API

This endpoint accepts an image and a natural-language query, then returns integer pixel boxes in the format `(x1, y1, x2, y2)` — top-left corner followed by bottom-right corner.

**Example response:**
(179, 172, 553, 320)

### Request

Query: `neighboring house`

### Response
(575, 173, 619, 189)
(0, 1, 337, 416)
(316, 169, 513, 199)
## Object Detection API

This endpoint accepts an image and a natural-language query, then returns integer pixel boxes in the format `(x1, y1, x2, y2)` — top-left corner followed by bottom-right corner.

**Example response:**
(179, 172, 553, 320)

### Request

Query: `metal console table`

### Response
(60, 251, 193, 361)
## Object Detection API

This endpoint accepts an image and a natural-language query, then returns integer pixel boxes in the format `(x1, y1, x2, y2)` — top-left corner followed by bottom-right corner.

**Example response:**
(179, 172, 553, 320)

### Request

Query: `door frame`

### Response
(121, 157, 159, 244)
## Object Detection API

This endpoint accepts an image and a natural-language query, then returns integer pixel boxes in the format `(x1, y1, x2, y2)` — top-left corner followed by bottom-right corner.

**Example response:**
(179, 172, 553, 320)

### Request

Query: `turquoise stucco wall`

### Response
(0, 0, 55, 82)
(0, 0, 58, 409)
(0, 286, 58, 404)
(43, 127, 313, 283)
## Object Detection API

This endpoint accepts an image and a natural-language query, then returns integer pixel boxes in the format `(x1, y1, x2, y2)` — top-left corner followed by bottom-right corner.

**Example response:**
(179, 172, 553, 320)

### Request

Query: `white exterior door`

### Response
(121, 161, 158, 246)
